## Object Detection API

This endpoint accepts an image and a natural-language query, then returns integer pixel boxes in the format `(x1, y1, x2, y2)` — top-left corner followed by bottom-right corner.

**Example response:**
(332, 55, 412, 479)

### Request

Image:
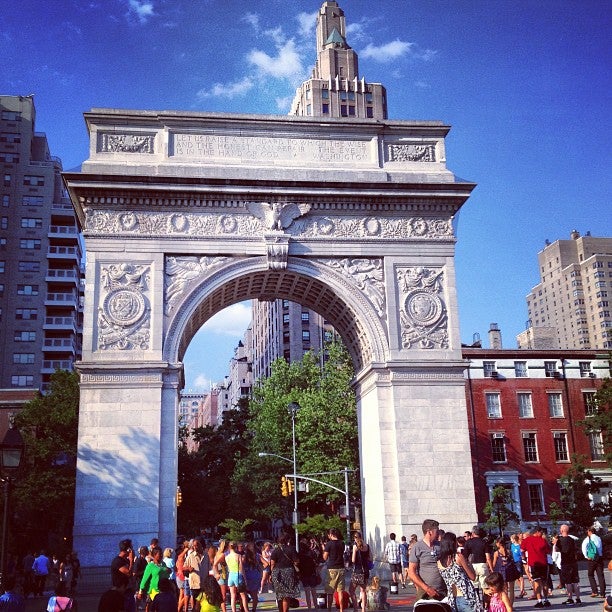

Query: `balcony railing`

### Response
(47, 245, 80, 258)
(45, 292, 77, 304)
(44, 316, 77, 330)
(43, 338, 76, 350)
(41, 359, 74, 372)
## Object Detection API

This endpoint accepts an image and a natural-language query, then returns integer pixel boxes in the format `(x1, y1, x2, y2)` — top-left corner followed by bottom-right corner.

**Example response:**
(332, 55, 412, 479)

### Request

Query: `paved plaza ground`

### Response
(24, 565, 609, 612)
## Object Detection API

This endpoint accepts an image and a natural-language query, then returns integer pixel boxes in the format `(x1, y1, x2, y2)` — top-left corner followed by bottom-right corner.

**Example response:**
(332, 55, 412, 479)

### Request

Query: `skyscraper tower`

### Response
(290, 1, 387, 119)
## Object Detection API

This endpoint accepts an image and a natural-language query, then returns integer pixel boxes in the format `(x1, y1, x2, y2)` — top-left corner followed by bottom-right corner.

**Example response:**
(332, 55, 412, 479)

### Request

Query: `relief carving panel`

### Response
(97, 263, 151, 351)
(317, 258, 386, 319)
(165, 256, 230, 314)
(387, 143, 436, 162)
(99, 133, 155, 154)
(397, 267, 448, 349)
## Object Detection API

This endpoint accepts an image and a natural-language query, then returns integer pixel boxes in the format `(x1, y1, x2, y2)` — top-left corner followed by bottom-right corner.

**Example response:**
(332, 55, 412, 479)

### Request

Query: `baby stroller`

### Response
(413, 599, 452, 612)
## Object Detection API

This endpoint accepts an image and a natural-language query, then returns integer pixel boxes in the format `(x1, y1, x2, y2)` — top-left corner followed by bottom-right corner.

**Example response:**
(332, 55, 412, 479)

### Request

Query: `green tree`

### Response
(177, 398, 252, 535)
(296, 514, 345, 541)
(12, 370, 79, 551)
(579, 376, 612, 468)
(482, 486, 520, 536)
(218, 518, 255, 541)
(559, 456, 608, 530)
(234, 342, 359, 524)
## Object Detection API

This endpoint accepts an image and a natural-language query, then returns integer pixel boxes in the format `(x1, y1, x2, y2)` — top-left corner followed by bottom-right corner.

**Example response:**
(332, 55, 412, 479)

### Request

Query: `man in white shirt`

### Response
(384, 533, 401, 585)
(582, 526, 606, 597)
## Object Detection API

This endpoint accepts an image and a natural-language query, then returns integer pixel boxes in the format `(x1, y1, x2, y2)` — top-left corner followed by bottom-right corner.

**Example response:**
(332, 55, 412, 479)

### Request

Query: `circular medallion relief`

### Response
(103, 287, 146, 327)
(219, 215, 237, 233)
(317, 218, 334, 235)
(362, 217, 381, 236)
(404, 291, 443, 326)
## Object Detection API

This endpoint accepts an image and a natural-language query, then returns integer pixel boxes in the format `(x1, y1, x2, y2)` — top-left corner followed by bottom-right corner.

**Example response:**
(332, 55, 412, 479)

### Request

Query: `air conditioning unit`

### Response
(492, 432, 505, 439)
(589, 372, 596, 379)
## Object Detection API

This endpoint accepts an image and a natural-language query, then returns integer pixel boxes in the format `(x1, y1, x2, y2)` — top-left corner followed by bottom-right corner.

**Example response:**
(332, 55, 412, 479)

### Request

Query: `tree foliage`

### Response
(482, 485, 520, 535)
(579, 376, 612, 468)
(177, 398, 252, 535)
(296, 513, 345, 541)
(559, 455, 608, 530)
(12, 370, 79, 551)
(234, 342, 359, 525)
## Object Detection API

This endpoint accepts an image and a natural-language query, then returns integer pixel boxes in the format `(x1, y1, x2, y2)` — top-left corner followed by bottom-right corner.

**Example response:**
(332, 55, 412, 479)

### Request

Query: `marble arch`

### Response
(64, 109, 478, 575)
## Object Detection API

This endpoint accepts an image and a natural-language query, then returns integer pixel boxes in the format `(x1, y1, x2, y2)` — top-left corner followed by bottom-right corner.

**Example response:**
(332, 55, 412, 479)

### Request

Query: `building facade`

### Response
(519, 230, 612, 350)
(289, 1, 387, 120)
(464, 346, 610, 527)
(0, 95, 83, 394)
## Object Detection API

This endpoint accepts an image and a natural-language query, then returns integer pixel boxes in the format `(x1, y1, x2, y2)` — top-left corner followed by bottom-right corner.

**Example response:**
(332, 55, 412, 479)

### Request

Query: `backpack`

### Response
(586, 538, 599, 560)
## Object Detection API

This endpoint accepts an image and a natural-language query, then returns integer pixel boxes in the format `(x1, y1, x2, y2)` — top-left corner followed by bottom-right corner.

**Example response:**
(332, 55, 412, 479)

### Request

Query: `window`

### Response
(554, 432, 569, 461)
(23, 175, 44, 186)
(322, 103, 329, 114)
(282, 299, 289, 308)
(589, 432, 605, 461)
(282, 330, 290, 342)
(322, 89, 329, 99)
(544, 361, 558, 376)
(302, 330, 310, 341)
(0, 217, 7, 229)
(523, 432, 539, 462)
(0, 133, 20, 143)
(22, 195, 43, 206)
(2, 195, 8, 207)
(301, 312, 309, 322)
(0, 261, 4, 273)
(483, 361, 496, 377)
(21, 217, 43, 229)
(517, 392, 534, 418)
(1, 111, 21, 121)
(490, 434, 506, 463)
(11, 375, 33, 387)
(17, 284, 38, 295)
(340, 105, 347, 116)
(366, 107, 373, 118)
(15, 308, 37, 320)
(513, 361, 527, 377)
(486, 393, 501, 418)
(282, 313, 290, 324)
(306, 104, 312, 116)
(340, 91, 347, 101)
(548, 393, 564, 417)
(14, 331, 36, 341)
(0, 154, 19, 163)
(20, 239, 41, 250)
(18, 261, 40, 272)
(13, 353, 35, 364)
(527, 482, 544, 514)
(3, 174, 10, 187)
(583, 391, 597, 416)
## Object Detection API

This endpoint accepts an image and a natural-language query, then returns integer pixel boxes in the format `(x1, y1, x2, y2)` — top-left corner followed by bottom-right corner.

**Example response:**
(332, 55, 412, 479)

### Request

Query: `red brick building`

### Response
(463, 347, 610, 527)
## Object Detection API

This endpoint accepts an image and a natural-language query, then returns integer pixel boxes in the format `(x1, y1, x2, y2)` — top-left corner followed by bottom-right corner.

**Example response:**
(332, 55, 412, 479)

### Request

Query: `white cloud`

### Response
(414, 80, 430, 89)
(275, 95, 294, 112)
(296, 11, 317, 39)
(242, 12, 260, 32)
(198, 77, 254, 99)
(248, 39, 304, 82)
(203, 303, 251, 337)
(360, 39, 413, 62)
(263, 26, 286, 46)
(192, 374, 214, 390)
(126, 0, 155, 24)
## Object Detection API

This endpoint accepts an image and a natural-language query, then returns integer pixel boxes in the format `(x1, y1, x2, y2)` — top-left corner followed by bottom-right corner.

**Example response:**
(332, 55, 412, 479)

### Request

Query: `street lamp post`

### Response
(288, 402, 300, 550)
(0, 424, 25, 589)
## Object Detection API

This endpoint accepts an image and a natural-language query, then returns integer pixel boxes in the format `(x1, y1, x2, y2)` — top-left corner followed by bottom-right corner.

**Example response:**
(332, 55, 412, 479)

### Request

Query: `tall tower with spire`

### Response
(290, 1, 387, 119)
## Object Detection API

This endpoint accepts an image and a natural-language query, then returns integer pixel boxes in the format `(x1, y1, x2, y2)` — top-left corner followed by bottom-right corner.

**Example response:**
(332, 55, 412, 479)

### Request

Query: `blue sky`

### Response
(2, 0, 610, 391)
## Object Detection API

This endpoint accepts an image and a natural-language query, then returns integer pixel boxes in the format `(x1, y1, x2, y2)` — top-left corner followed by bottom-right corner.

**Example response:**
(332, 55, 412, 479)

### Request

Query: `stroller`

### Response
(413, 599, 452, 612)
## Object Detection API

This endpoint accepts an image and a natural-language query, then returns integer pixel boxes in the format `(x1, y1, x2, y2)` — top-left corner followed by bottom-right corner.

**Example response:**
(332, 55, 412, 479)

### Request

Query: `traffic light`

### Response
(281, 476, 289, 497)
(176, 486, 183, 507)
(287, 478, 294, 494)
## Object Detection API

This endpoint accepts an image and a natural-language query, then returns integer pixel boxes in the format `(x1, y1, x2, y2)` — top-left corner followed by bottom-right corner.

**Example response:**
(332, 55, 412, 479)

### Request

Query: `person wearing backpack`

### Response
(581, 526, 606, 598)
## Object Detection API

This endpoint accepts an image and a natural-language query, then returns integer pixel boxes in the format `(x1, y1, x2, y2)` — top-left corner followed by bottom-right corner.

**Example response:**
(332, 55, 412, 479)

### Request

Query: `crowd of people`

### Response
(3, 520, 612, 612)
(403, 519, 612, 612)
(95, 526, 389, 612)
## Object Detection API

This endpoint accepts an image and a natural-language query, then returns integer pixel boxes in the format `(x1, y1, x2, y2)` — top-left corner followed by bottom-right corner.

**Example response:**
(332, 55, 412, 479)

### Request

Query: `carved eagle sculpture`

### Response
(246, 201, 311, 231)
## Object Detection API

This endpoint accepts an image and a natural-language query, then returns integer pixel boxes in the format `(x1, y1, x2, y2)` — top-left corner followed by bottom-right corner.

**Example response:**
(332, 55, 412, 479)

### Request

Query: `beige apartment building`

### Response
(0, 95, 83, 395)
(518, 230, 612, 349)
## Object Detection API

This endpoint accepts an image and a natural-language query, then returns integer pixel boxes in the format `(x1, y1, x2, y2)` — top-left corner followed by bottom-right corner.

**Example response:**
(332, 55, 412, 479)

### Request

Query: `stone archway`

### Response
(64, 109, 477, 573)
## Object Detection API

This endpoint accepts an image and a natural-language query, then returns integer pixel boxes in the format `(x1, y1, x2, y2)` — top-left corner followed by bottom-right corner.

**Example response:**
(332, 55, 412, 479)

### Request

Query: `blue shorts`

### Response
(228, 571, 241, 588)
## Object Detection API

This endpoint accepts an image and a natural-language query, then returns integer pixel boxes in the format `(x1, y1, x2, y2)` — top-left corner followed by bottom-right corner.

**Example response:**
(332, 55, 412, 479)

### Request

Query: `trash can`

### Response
(390, 582, 399, 595)
(317, 594, 327, 609)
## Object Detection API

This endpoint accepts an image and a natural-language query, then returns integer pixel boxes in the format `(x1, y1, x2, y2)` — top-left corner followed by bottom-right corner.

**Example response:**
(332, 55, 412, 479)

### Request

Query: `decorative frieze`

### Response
(84, 209, 453, 240)
(397, 266, 448, 349)
(165, 256, 229, 314)
(318, 258, 386, 319)
(387, 143, 436, 162)
(99, 133, 155, 154)
(97, 263, 151, 351)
